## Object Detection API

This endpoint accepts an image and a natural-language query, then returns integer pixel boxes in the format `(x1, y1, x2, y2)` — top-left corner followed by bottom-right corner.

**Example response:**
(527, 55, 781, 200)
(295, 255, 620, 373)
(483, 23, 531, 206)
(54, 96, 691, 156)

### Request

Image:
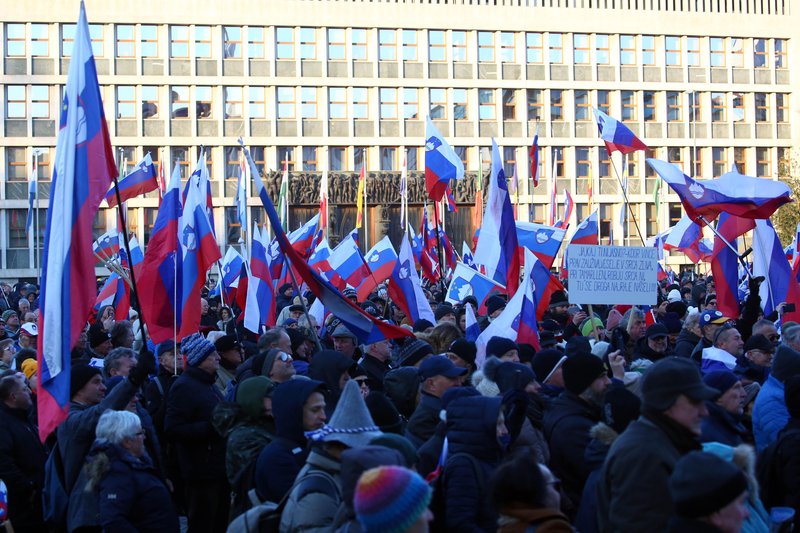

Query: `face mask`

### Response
(498, 433, 511, 450)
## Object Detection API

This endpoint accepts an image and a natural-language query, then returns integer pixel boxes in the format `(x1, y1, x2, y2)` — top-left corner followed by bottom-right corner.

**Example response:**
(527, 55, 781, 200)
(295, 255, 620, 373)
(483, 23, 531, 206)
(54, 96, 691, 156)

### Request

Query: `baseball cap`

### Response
(418, 355, 467, 380)
(699, 310, 731, 328)
(645, 323, 669, 340)
(19, 323, 38, 337)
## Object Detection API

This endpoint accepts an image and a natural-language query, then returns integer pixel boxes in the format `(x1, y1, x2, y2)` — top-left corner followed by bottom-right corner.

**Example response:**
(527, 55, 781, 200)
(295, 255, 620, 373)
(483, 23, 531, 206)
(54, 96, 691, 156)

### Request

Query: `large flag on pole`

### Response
(244, 223, 276, 333)
(424, 115, 465, 202)
(593, 108, 648, 155)
(38, 1, 118, 440)
(752, 219, 800, 323)
(389, 232, 436, 324)
(445, 262, 504, 313)
(711, 213, 755, 319)
(515, 222, 567, 270)
(278, 160, 289, 230)
(104, 153, 158, 207)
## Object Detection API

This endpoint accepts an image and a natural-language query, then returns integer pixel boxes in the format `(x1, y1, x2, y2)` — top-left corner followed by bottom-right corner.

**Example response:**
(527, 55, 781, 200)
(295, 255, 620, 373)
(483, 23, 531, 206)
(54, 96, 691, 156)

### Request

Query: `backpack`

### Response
(757, 428, 800, 509)
(428, 453, 484, 532)
(42, 440, 69, 525)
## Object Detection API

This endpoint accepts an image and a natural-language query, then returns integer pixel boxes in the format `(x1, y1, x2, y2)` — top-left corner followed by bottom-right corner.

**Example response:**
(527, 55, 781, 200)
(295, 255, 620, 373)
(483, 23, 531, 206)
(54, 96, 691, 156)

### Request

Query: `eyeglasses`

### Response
(768, 335, 780, 342)
(277, 352, 293, 362)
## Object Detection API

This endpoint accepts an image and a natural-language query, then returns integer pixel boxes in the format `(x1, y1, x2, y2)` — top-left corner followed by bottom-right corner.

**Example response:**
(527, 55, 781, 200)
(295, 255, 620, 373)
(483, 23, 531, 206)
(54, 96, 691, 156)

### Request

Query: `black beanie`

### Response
(70, 363, 102, 399)
(486, 336, 518, 359)
(449, 338, 477, 368)
(670, 451, 748, 518)
(531, 349, 567, 385)
(562, 352, 607, 395)
(494, 362, 536, 394)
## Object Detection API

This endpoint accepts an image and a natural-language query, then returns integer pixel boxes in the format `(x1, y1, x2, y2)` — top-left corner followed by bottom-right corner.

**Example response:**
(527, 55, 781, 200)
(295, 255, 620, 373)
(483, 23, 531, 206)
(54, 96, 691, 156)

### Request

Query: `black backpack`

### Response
(757, 428, 800, 509)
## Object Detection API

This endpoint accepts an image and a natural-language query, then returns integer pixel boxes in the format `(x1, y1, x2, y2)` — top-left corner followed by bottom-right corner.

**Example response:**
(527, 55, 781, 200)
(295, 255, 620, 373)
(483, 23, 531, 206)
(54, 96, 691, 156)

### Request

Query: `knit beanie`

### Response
(236, 376, 275, 418)
(486, 336, 518, 359)
(21, 359, 38, 380)
(486, 295, 506, 316)
(531, 349, 567, 385)
(670, 451, 748, 518)
(412, 319, 434, 333)
(581, 317, 604, 337)
(702, 370, 739, 401)
(70, 363, 101, 398)
(181, 333, 216, 367)
(771, 344, 800, 383)
(494, 361, 536, 394)
(88, 322, 110, 348)
(448, 338, 477, 368)
(562, 352, 607, 395)
(355, 466, 432, 533)
(398, 339, 433, 367)
(1, 310, 16, 323)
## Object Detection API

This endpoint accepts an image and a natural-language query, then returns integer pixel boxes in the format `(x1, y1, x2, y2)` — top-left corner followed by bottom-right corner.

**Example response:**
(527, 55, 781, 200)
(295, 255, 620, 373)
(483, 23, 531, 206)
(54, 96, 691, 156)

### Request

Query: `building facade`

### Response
(1, 0, 797, 280)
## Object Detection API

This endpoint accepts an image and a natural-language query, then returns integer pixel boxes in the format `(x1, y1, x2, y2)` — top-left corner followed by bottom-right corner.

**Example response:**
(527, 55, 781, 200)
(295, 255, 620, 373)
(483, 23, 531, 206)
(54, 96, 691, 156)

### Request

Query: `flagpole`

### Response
(364, 169, 369, 250)
(432, 199, 447, 299)
(281, 251, 323, 351)
(32, 148, 42, 285)
(697, 215, 754, 277)
(607, 151, 645, 245)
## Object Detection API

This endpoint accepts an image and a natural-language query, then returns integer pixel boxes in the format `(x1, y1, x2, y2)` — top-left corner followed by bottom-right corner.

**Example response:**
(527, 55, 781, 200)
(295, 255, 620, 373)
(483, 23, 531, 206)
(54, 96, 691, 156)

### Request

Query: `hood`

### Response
(771, 344, 800, 383)
(691, 283, 706, 307)
(446, 395, 504, 460)
(339, 445, 404, 512)
(383, 367, 420, 418)
(308, 350, 354, 406)
(272, 378, 326, 443)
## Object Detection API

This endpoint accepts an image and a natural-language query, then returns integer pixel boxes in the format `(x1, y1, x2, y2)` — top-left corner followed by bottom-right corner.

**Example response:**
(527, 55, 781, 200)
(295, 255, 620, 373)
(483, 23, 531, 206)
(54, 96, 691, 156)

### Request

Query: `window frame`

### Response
(6, 85, 26, 119)
(429, 88, 447, 120)
(248, 86, 266, 119)
(402, 29, 418, 61)
(298, 27, 316, 60)
(526, 32, 543, 64)
(548, 33, 563, 64)
(379, 29, 397, 61)
(169, 25, 190, 59)
(115, 85, 136, 119)
(403, 88, 419, 120)
(6, 23, 25, 57)
(328, 87, 347, 119)
(573, 33, 590, 65)
(478, 31, 495, 63)
(275, 27, 295, 60)
(223, 26, 242, 59)
(665, 36, 682, 66)
(479, 88, 496, 120)
(428, 30, 446, 62)
(379, 87, 398, 120)
(115, 24, 135, 58)
(276, 86, 296, 119)
(550, 89, 563, 121)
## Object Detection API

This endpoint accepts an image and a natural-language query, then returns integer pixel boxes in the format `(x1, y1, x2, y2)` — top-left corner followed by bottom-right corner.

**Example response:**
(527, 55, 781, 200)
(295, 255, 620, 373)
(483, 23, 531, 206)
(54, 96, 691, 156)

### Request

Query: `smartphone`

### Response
(785, 303, 796, 313)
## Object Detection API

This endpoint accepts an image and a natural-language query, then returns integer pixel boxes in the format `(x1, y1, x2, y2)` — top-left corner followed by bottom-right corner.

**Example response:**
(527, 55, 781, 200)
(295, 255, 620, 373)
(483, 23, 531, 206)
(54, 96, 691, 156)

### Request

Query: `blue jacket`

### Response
(255, 379, 326, 502)
(444, 395, 504, 533)
(700, 401, 748, 447)
(753, 374, 788, 452)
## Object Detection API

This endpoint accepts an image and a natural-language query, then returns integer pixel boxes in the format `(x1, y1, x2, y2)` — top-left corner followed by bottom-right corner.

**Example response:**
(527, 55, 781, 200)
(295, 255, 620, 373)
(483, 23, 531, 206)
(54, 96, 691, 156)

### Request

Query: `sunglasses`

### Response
(276, 352, 293, 362)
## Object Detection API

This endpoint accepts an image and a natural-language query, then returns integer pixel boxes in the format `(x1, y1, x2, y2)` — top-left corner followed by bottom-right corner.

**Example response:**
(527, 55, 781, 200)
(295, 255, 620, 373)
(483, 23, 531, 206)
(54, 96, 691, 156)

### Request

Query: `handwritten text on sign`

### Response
(567, 245, 659, 305)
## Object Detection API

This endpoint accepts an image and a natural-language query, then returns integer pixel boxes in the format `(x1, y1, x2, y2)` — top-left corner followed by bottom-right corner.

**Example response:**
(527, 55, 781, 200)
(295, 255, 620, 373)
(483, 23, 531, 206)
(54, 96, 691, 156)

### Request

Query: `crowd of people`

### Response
(2, 272, 800, 533)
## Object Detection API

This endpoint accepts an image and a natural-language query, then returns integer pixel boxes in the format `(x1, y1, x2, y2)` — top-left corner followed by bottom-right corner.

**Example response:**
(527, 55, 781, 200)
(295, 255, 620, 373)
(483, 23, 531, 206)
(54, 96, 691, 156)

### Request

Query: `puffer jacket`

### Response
(752, 374, 787, 452)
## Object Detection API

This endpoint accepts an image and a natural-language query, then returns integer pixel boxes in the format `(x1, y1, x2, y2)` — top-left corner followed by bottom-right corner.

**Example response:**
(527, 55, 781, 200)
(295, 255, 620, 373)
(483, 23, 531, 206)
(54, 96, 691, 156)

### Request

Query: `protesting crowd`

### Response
(2, 268, 800, 533)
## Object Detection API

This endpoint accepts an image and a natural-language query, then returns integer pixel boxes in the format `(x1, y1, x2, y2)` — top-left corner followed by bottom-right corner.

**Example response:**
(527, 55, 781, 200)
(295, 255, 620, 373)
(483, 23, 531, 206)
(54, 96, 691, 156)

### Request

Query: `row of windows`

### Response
(4, 85, 788, 124)
(3, 23, 788, 69)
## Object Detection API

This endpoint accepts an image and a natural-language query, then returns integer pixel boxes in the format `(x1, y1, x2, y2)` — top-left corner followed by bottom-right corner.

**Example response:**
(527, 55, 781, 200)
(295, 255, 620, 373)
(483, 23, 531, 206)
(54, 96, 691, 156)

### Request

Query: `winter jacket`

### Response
(700, 401, 748, 446)
(383, 367, 419, 419)
(632, 336, 672, 362)
(405, 391, 442, 449)
(359, 353, 390, 392)
(211, 401, 275, 486)
(94, 442, 179, 533)
(496, 506, 575, 533)
(574, 422, 619, 533)
(255, 379, 326, 502)
(690, 336, 713, 365)
(666, 515, 727, 532)
(143, 368, 180, 435)
(764, 418, 800, 529)
(308, 349, 355, 415)
(280, 449, 343, 533)
(543, 391, 603, 508)
(443, 395, 504, 532)
(673, 329, 702, 359)
(752, 374, 788, 452)
(164, 366, 226, 481)
(0, 402, 47, 530)
(596, 412, 702, 533)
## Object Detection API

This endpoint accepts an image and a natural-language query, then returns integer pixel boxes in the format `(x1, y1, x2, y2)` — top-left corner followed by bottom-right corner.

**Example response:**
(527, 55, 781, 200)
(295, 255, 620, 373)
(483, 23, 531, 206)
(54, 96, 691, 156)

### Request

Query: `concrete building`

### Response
(1, 0, 797, 279)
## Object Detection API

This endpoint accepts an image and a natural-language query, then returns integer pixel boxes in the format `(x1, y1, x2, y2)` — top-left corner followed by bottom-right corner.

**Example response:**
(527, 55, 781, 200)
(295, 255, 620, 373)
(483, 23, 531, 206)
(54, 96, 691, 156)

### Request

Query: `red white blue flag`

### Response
(104, 153, 158, 207)
(515, 221, 567, 270)
(389, 232, 436, 324)
(425, 115, 465, 202)
(357, 236, 398, 300)
(593, 108, 647, 155)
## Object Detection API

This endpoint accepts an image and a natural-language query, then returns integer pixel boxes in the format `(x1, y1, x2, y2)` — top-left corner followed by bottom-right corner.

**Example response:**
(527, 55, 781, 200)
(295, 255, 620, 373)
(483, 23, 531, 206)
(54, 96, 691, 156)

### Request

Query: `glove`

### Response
(129, 347, 156, 387)
(748, 275, 765, 294)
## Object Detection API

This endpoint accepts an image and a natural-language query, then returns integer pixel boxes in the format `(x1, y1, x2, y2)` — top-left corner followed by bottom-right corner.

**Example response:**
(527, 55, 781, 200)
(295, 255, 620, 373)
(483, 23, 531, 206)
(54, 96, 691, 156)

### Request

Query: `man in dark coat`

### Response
(0, 374, 47, 532)
(405, 356, 466, 448)
(543, 351, 610, 512)
(164, 333, 228, 533)
(632, 323, 673, 362)
(308, 349, 356, 415)
(360, 338, 393, 392)
(673, 312, 702, 359)
(700, 370, 749, 446)
(596, 357, 718, 532)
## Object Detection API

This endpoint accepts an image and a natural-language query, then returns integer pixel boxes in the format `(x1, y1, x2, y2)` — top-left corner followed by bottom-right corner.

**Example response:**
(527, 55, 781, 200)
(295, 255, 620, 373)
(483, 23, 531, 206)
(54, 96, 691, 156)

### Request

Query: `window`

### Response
(300, 87, 317, 119)
(172, 146, 191, 179)
(620, 35, 636, 65)
(775, 39, 787, 69)
(500, 32, 515, 63)
(352, 28, 367, 60)
(576, 147, 590, 178)
(225, 207, 241, 245)
(755, 93, 768, 122)
(689, 91, 702, 122)
(668, 147, 683, 170)
(116, 86, 135, 118)
(690, 147, 702, 177)
(779, 148, 790, 176)
(299, 27, 315, 59)
(730, 38, 744, 67)
(223, 26, 242, 59)
(27, 85, 49, 119)
(627, 152, 638, 179)
(777, 93, 788, 123)
(429, 30, 446, 62)
(327, 28, 345, 60)
(6, 23, 25, 56)
(224, 87, 243, 118)
(597, 90, 610, 115)
(550, 89, 563, 121)
(573, 34, 589, 64)
(710, 37, 725, 67)
(645, 204, 658, 237)
(503, 146, 516, 179)
(599, 149, 611, 178)
(276, 87, 295, 119)
(303, 147, 317, 171)
(643, 91, 656, 122)
(278, 146, 295, 171)
(116, 25, 135, 57)
(380, 88, 397, 119)
(248, 87, 266, 118)
(142, 86, 158, 118)
(453, 89, 467, 120)
(430, 88, 447, 119)
(141, 25, 157, 57)
(195, 26, 212, 58)
(6, 85, 25, 118)
(170, 25, 189, 58)
(276, 27, 294, 59)
(574, 90, 590, 121)
(526, 32, 543, 63)
(667, 92, 682, 122)
(711, 92, 726, 122)
(686, 37, 700, 66)
(596, 34, 610, 64)
(552, 147, 564, 178)
(379, 29, 396, 61)
(452, 31, 467, 62)
(502, 89, 516, 120)
(354, 146, 367, 171)
(380, 147, 397, 170)
(30, 24, 48, 57)
(248, 27, 265, 58)
(527, 89, 543, 121)
(548, 33, 563, 63)
(328, 87, 346, 119)
(644, 148, 658, 178)
(621, 90, 636, 121)
(478, 31, 494, 62)
(754, 38, 767, 68)
(118, 147, 137, 175)
(479, 89, 495, 120)
(196, 86, 212, 118)
(402, 30, 417, 61)
(712, 147, 726, 177)
(403, 88, 419, 120)
(407, 147, 419, 170)
(6, 148, 27, 183)
(329, 147, 346, 171)
(353, 88, 368, 119)
(757, 147, 771, 177)
(734, 147, 746, 173)
(642, 35, 656, 65)
(455, 146, 468, 170)
(665, 36, 681, 66)
(63, 23, 103, 57)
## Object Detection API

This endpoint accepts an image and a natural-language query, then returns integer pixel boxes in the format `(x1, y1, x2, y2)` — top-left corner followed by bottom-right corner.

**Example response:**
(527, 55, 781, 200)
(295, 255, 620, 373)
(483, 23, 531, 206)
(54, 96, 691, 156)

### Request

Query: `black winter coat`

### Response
(405, 391, 442, 449)
(700, 401, 748, 446)
(673, 329, 702, 359)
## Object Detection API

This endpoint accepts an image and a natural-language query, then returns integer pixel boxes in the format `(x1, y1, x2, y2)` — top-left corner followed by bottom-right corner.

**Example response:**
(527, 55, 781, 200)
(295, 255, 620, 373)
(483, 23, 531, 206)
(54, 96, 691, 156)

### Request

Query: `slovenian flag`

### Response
(424, 115, 465, 202)
(593, 108, 648, 155)
(104, 153, 158, 207)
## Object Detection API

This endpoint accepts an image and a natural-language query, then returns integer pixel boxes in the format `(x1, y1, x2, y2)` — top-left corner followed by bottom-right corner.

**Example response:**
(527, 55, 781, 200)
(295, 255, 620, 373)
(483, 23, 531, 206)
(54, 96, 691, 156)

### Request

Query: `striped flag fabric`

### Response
(104, 153, 158, 207)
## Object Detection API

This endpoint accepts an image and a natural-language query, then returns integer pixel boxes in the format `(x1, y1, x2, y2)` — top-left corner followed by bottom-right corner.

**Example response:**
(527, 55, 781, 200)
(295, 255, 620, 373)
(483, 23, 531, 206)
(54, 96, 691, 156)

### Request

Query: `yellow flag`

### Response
(356, 166, 365, 228)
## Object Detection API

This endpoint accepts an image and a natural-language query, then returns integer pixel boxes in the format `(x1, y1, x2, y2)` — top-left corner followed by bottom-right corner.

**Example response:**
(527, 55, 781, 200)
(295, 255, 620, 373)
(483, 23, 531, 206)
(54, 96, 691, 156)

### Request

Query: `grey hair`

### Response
(783, 325, 800, 346)
(682, 311, 700, 332)
(103, 347, 136, 378)
(752, 319, 776, 336)
(258, 327, 287, 351)
(95, 410, 141, 445)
